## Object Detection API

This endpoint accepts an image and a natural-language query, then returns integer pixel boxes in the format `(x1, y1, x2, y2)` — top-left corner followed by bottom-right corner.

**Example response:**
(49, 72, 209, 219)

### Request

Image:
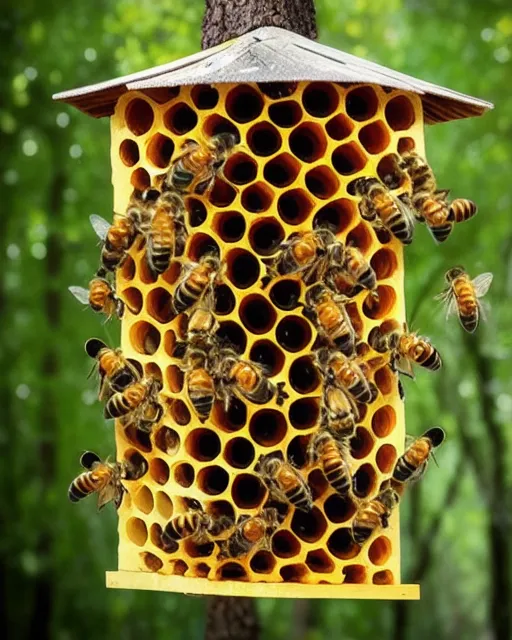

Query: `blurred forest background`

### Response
(1, 0, 511, 638)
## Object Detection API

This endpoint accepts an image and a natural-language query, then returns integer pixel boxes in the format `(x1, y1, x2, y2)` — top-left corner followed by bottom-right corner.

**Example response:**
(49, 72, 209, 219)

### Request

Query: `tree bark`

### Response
(201, 0, 317, 49)
(205, 597, 260, 640)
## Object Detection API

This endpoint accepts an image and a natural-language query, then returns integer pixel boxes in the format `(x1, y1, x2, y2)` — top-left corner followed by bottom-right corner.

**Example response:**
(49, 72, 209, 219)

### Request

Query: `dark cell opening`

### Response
(291, 507, 327, 542)
(218, 563, 247, 581)
(122, 287, 143, 314)
(343, 565, 367, 584)
(324, 494, 357, 523)
(223, 153, 258, 185)
(258, 82, 298, 99)
(154, 426, 180, 456)
(143, 87, 179, 103)
(247, 122, 282, 156)
(352, 463, 377, 499)
(209, 180, 237, 207)
(326, 114, 353, 141)
(289, 356, 320, 393)
(241, 183, 274, 213)
(215, 211, 246, 242)
(249, 341, 285, 376)
(119, 139, 140, 167)
(124, 425, 152, 453)
(232, 474, 266, 509)
(174, 462, 194, 488)
(350, 427, 374, 459)
(147, 287, 174, 324)
(212, 397, 247, 432)
(268, 100, 303, 128)
(187, 233, 220, 261)
(131, 168, 151, 191)
(224, 437, 255, 469)
(263, 154, 300, 188)
(270, 279, 301, 311)
(226, 84, 264, 123)
(214, 284, 236, 315)
(306, 549, 335, 573)
(171, 399, 191, 426)
(203, 115, 241, 142)
(305, 166, 339, 199)
(277, 189, 313, 224)
(191, 84, 219, 110)
(227, 250, 260, 289)
(130, 321, 161, 355)
(216, 321, 247, 353)
(276, 316, 312, 352)
(385, 95, 416, 131)
(302, 82, 339, 117)
(287, 435, 310, 469)
(359, 121, 390, 155)
(250, 551, 276, 574)
(123, 450, 149, 480)
(289, 398, 320, 430)
(327, 528, 360, 559)
(289, 123, 326, 162)
(125, 98, 154, 135)
(198, 466, 229, 495)
(332, 143, 367, 176)
(187, 198, 207, 227)
(272, 531, 301, 558)
(313, 199, 355, 234)
(345, 86, 378, 121)
(249, 409, 287, 446)
(150, 458, 170, 485)
(249, 219, 285, 256)
(147, 133, 174, 168)
(186, 429, 221, 462)
(165, 102, 198, 134)
(239, 295, 277, 334)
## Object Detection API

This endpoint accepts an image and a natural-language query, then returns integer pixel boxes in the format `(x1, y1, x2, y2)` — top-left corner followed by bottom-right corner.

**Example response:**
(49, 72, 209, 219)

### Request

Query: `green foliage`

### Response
(1, 0, 510, 638)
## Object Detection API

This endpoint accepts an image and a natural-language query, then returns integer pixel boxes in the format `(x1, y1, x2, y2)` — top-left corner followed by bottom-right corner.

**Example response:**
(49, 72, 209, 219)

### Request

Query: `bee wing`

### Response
(80, 451, 101, 469)
(358, 196, 374, 221)
(472, 272, 493, 298)
(96, 483, 117, 511)
(68, 285, 90, 305)
(434, 287, 458, 320)
(393, 354, 415, 379)
(89, 214, 111, 242)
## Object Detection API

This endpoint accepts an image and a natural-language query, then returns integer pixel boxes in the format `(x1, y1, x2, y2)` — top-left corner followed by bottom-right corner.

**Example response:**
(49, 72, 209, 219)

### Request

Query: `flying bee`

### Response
(213, 347, 288, 409)
(368, 321, 441, 378)
(392, 427, 445, 486)
(182, 348, 216, 422)
(354, 177, 415, 245)
(172, 255, 221, 315)
(308, 431, 352, 496)
(263, 228, 341, 286)
(321, 381, 358, 442)
(104, 377, 163, 432)
(85, 338, 140, 401)
(315, 347, 377, 406)
(304, 284, 356, 356)
(256, 454, 313, 512)
(352, 487, 400, 544)
(68, 451, 127, 510)
(399, 151, 477, 242)
(219, 508, 282, 559)
(162, 504, 233, 545)
(164, 133, 237, 195)
(69, 271, 124, 320)
(146, 191, 187, 276)
(434, 267, 493, 333)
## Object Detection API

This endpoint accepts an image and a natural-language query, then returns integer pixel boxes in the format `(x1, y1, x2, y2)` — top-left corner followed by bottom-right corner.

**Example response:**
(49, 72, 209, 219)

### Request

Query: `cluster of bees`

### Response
(68, 125, 493, 566)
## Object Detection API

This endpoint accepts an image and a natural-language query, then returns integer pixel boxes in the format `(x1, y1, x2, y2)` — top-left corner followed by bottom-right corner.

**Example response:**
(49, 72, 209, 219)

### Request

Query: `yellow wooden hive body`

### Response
(108, 81, 424, 598)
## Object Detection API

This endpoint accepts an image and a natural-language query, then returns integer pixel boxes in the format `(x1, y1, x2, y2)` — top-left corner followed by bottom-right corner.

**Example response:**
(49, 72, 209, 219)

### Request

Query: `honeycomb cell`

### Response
(147, 133, 174, 168)
(332, 142, 367, 176)
(350, 427, 375, 460)
(150, 523, 165, 549)
(305, 165, 339, 199)
(214, 284, 236, 315)
(258, 82, 298, 99)
(250, 551, 276, 574)
(226, 249, 260, 289)
(371, 248, 398, 280)
(313, 199, 356, 234)
(123, 424, 152, 453)
(207, 500, 236, 521)
(125, 98, 154, 135)
(239, 295, 277, 334)
(155, 491, 173, 519)
(214, 210, 247, 242)
(249, 409, 287, 446)
(150, 458, 170, 486)
(247, 122, 282, 156)
(289, 123, 327, 162)
(276, 316, 312, 352)
(352, 463, 377, 499)
(133, 485, 154, 514)
(171, 399, 191, 425)
(217, 562, 247, 581)
(362, 285, 397, 320)
(174, 462, 195, 488)
(287, 435, 310, 468)
(122, 287, 143, 314)
(289, 398, 320, 430)
(203, 114, 240, 141)
(216, 321, 247, 353)
(197, 466, 229, 495)
(377, 154, 403, 188)
(398, 137, 415, 154)
(264, 153, 300, 188)
(269, 279, 301, 310)
(146, 288, 174, 324)
(194, 563, 212, 578)
(268, 100, 303, 128)
(188, 233, 220, 261)
(212, 398, 247, 432)
(345, 86, 378, 121)
(226, 84, 264, 123)
(130, 321, 161, 355)
(209, 180, 237, 207)
(184, 539, 215, 558)
(289, 356, 320, 393)
(187, 198, 207, 227)
(376, 444, 398, 473)
(359, 121, 391, 155)
(123, 450, 149, 480)
(291, 507, 327, 543)
(324, 494, 357, 524)
(143, 87, 179, 103)
(172, 560, 188, 576)
(191, 84, 219, 110)
(327, 528, 359, 560)
(346, 222, 374, 253)
(131, 167, 151, 190)
(371, 405, 396, 437)
(326, 114, 354, 141)
(141, 552, 163, 572)
(164, 102, 198, 134)
(126, 517, 148, 546)
(373, 569, 394, 585)
(280, 564, 309, 582)
(166, 365, 184, 393)
(120, 255, 136, 281)
(343, 565, 367, 584)
(231, 474, 266, 509)
(120, 139, 140, 166)
(272, 531, 301, 558)
(308, 469, 329, 500)
(385, 95, 416, 131)
(163, 330, 176, 357)
(306, 549, 335, 573)
(374, 366, 395, 396)
(249, 218, 285, 256)
(368, 536, 392, 566)
(186, 428, 221, 462)
(223, 152, 258, 185)
(224, 437, 255, 469)
(241, 182, 274, 213)
(303, 82, 339, 117)
(277, 189, 314, 224)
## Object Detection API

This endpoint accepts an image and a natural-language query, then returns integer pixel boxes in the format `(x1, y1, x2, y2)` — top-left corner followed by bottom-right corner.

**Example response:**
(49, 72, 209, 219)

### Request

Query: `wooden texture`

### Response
(109, 80, 425, 594)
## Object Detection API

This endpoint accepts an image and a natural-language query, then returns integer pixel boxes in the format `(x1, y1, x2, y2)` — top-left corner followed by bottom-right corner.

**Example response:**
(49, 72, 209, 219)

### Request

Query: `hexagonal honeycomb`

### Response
(111, 81, 425, 587)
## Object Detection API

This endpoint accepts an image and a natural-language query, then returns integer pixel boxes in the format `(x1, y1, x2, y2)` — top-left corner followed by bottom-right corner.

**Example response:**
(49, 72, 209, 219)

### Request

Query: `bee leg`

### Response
(275, 382, 289, 406)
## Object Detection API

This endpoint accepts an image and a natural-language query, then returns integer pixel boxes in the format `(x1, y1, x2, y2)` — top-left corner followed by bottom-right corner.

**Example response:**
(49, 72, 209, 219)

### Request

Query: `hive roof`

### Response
(53, 26, 492, 124)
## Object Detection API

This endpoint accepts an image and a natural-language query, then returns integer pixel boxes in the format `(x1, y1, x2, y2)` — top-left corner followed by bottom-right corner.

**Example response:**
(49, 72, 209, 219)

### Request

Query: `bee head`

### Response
(445, 266, 465, 282)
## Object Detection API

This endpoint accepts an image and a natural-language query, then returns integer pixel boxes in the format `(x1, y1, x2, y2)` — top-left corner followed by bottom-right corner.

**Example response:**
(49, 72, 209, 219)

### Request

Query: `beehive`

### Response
(54, 26, 492, 599)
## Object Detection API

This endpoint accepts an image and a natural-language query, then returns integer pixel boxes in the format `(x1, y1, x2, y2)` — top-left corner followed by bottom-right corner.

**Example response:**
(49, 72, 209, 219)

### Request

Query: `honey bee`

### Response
(399, 151, 477, 242)
(315, 347, 377, 406)
(304, 284, 356, 356)
(172, 255, 221, 315)
(352, 487, 400, 544)
(146, 192, 187, 276)
(182, 348, 216, 422)
(69, 271, 124, 320)
(327, 245, 377, 296)
(213, 347, 288, 408)
(321, 381, 358, 442)
(256, 454, 313, 512)
(162, 504, 234, 544)
(368, 321, 441, 378)
(164, 133, 237, 195)
(308, 431, 352, 496)
(392, 427, 445, 486)
(434, 267, 493, 333)
(68, 451, 127, 510)
(354, 177, 415, 245)
(219, 508, 282, 559)
(104, 377, 163, 432)
(173, 305, 220, 358)
(85, 338, 140, 401)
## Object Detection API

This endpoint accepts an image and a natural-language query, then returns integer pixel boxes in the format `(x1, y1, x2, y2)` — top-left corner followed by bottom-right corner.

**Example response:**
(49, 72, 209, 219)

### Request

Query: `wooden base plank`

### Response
(106, 571, 420, 600)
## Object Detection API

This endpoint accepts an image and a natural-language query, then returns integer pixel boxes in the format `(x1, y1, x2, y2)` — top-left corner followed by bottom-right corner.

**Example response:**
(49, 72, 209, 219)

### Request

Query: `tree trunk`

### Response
(201, 0, 317, 49)
(205, 597, 260, 640)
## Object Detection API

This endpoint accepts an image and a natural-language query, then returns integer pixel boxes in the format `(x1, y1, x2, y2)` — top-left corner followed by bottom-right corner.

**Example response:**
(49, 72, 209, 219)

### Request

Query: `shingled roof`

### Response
(53, 26, 493, 124)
